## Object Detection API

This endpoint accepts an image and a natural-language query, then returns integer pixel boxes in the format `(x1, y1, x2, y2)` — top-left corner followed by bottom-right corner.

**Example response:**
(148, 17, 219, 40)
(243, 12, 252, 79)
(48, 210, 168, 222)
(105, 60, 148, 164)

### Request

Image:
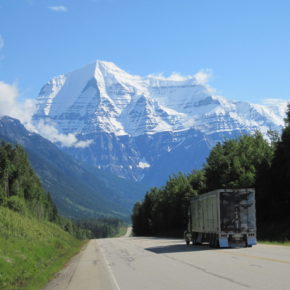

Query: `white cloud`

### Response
(147, 69, 216, 95)
(0, 82, 34, 125)
(48, 6, 67, 12)
(0, 35, 4, 50)
(194, 70, 212, 85)
(0, 81, 92, 148)
(34, 119, 93, 148)
(262, 98, 288, 106)
(147, 69, 212, 85)
(147, 72, 192, 82)
(75, 139, 94, 148)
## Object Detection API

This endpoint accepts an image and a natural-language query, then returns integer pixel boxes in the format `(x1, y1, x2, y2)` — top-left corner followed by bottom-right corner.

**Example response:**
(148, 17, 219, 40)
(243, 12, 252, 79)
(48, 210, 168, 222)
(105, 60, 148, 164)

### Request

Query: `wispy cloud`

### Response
(194, 70, 212, 85)
(35, 119, 93, 148)
(0, 82, 35, 127)
(0, 81, 92, 148)
(147, 69, 215, 93)
(147, 69, 212, 85)
(262, 98, 288, 106)
(0, 35, 4, 50)
(48, 6, 68, 12)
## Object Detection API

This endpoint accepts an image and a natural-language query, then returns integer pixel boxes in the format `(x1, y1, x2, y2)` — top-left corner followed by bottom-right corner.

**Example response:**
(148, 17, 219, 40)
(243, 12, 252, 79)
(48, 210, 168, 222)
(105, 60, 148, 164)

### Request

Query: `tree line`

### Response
(132, 104, 290, 241)
(0, 142, 126, 239)
(0, 142, 58, 221)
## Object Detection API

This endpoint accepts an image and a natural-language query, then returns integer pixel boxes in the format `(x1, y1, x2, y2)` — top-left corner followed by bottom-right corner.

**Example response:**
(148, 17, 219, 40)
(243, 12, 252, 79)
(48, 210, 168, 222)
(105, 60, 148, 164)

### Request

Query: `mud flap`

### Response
(219, 237, 229, 248)
(196, 233, 203, 244)
(247, 237, 257, 246)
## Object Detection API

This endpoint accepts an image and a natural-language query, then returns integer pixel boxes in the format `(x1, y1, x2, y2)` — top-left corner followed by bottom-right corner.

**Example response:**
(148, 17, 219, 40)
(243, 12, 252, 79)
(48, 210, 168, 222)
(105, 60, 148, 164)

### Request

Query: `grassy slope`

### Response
(0, 206, 84, 290)
(258, 241, 290, 246)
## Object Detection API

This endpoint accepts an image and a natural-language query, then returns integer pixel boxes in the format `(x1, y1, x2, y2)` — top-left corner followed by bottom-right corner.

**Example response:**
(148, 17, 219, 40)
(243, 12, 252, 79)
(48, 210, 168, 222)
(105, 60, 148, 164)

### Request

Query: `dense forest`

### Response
(0, 142, 58, 221)
(0, 141, 127, 289)
(132, 104, 290, 241)
(0, 142, 126, 239)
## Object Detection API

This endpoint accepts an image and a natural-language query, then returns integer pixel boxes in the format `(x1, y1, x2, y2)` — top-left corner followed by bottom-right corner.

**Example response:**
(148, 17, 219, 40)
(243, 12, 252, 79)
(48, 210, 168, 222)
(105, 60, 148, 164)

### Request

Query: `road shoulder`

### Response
(42, 239, 117, 290)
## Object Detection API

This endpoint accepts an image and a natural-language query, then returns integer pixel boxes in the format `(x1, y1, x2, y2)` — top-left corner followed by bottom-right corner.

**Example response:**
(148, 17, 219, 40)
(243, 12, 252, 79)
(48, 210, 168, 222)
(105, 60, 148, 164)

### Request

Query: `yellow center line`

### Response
(219, 250, 290, 265)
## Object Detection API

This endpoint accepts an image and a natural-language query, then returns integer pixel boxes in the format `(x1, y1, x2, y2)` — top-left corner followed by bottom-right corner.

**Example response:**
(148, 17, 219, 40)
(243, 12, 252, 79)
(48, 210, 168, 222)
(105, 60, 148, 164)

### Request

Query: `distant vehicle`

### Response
(184, 188, 256, 248)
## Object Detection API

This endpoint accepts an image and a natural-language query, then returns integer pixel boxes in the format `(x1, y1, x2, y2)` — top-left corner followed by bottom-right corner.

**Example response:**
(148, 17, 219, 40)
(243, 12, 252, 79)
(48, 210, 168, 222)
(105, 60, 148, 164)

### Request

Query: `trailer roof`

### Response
(191, 188, 255, 201)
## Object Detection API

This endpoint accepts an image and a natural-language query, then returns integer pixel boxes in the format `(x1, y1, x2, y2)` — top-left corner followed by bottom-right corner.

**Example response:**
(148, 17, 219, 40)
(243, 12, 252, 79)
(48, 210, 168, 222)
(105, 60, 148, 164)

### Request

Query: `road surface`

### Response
(44, 236, 290, 290)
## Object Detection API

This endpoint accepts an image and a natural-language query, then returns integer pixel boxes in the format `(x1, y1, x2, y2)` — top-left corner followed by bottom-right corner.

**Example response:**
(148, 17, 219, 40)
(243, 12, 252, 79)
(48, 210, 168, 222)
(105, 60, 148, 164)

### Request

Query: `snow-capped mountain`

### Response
(34, 60, 287, 185)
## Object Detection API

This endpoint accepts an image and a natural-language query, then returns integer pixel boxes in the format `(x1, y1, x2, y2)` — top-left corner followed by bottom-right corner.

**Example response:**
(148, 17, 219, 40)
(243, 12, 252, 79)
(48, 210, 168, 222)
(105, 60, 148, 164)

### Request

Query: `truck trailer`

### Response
(184, 188, 256, 248)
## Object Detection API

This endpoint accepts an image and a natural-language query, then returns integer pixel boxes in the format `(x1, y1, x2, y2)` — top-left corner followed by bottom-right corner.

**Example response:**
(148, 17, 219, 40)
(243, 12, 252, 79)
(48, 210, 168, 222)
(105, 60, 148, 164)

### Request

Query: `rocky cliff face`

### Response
(34, 60, 286, 186)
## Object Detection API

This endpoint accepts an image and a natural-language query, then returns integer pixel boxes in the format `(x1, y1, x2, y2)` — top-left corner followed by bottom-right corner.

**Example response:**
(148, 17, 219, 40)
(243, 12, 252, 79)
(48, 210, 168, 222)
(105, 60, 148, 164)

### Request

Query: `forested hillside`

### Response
(0, 116, 146, 220)
(0, 142, 80, 289)
(0, 142, 126, 289)
(132, 104, 290, 241)
(0, 142, 58, 221)
(0, 141, 128, 238)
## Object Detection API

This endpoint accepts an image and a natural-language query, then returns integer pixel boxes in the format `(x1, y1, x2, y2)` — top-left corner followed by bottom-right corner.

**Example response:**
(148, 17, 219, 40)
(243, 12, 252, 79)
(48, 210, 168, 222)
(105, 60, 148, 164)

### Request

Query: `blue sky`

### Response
(0, 0, 290, 104)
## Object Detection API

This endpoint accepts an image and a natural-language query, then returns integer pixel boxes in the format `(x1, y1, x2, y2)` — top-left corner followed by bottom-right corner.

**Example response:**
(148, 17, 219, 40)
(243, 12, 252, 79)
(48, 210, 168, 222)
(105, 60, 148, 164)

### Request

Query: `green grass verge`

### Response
(0, 206, 84, 290)
(258, 241, 290, 246)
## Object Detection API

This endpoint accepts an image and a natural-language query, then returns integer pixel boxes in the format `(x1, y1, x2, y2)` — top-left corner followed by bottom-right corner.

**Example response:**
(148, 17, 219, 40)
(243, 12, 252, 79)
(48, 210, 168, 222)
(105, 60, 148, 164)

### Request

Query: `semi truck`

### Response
(184, 188, 256, 248)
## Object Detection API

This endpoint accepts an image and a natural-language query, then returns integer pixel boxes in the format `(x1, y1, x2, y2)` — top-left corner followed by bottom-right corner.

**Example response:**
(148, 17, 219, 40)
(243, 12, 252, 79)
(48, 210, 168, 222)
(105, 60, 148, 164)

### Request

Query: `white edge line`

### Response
(99, 243, 121, 290)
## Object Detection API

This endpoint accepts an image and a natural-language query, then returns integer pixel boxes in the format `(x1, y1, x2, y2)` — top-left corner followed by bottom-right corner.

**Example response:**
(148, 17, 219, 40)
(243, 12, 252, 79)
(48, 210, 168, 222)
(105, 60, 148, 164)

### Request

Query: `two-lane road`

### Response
(44, 236, 290, 290)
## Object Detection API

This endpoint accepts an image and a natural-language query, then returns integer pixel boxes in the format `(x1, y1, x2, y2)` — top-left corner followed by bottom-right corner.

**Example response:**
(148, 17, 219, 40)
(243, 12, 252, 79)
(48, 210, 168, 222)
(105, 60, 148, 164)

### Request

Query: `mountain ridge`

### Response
(0, 116, 146, 219)
(33, 60, 287, 185)
(35, 60, 285, 136)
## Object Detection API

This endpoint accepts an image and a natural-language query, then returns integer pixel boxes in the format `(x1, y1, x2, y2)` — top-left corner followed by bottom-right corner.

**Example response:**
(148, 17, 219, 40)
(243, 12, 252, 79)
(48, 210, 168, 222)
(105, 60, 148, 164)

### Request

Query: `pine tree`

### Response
(264, 104, 290, 236)
(0, 142, 59, 221)
(204, 133, 273, 190)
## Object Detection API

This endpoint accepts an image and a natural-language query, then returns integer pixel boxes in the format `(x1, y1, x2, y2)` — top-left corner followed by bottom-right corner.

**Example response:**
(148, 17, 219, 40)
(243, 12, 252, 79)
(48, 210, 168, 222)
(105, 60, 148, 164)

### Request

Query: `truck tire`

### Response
(209, 234, 213, 247)
(214, 236, 219, 248)
(192, 232, 197, 245)
(245, 238, 252, 247)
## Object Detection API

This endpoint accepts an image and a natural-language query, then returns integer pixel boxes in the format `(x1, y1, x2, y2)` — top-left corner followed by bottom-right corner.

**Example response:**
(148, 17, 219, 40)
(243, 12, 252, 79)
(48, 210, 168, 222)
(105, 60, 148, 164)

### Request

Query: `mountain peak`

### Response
(70, 60, 120, 75)
(33, 61, 287, 183)
(76, 60, 134, 83)
(94, 59, 122, 71)
(34, 60, 286, 137)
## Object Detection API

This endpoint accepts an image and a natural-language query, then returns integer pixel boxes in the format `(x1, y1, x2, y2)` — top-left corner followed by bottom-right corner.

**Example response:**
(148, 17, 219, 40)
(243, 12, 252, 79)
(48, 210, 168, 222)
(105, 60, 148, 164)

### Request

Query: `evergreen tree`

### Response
(132, 134, 274, 238)
(132, 172, 201, 236)
(204, 133, 273, 190)
(0, 142, 58, 221)
(258, 104, 290, 239)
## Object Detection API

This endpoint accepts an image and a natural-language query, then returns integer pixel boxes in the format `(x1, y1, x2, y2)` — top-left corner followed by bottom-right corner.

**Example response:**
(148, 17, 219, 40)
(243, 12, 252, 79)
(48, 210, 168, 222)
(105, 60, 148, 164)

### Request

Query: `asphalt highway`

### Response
(43, 236, 290, 290)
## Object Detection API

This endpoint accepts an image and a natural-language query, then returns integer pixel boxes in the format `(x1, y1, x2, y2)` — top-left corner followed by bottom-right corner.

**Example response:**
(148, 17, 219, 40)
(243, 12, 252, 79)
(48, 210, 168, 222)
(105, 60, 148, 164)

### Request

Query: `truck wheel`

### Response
(210, 234, 216, 248)
(245, 239, 252, 247)
(209, 234, 213, 247)
(214, 237, 219, 248)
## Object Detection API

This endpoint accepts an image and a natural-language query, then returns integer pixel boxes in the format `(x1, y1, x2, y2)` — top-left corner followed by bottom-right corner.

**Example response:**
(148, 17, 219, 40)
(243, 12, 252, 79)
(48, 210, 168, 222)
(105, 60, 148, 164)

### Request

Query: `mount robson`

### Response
(33, 60, 286, 187)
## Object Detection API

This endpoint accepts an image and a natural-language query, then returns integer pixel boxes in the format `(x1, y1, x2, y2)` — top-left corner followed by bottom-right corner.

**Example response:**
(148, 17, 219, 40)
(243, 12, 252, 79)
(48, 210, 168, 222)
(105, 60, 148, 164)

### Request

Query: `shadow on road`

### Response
(145, 244, 218, 254)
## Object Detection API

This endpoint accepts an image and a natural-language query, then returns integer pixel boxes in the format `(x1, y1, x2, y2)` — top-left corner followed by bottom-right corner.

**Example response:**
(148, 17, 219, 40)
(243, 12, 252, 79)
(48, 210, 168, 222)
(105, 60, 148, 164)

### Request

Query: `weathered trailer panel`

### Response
(185, 189, 256, 248)
(191, 192, 219, 233)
